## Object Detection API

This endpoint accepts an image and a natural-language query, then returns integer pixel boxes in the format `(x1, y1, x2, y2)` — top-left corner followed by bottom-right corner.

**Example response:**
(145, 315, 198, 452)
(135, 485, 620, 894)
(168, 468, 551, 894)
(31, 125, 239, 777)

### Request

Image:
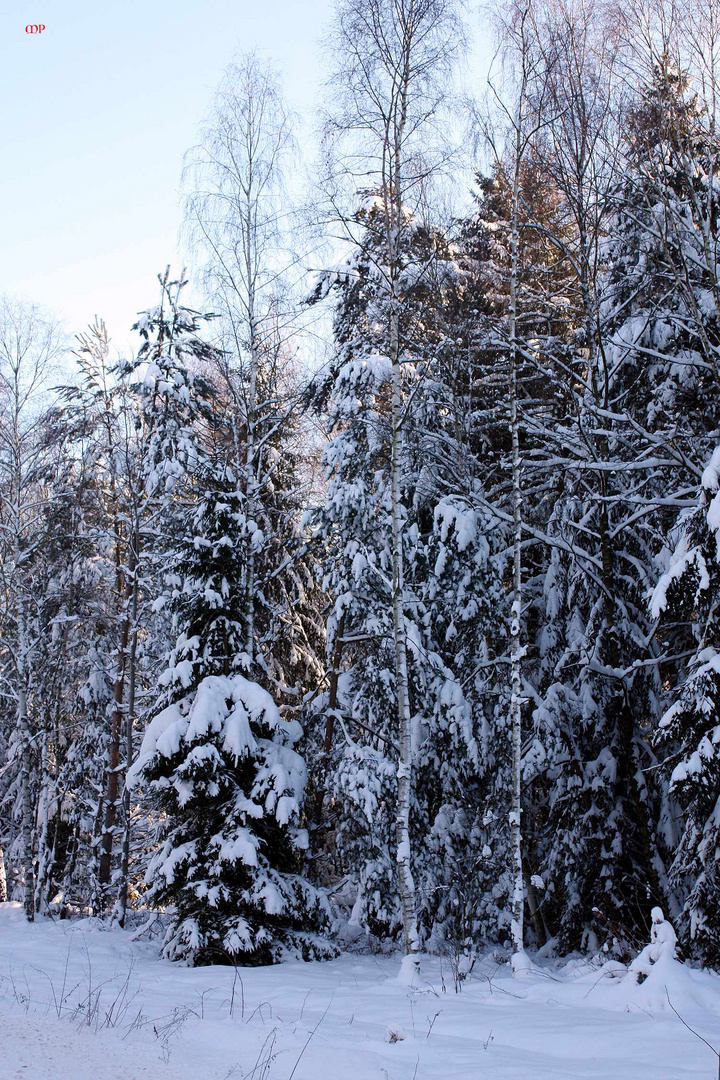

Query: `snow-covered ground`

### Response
(2, 903, 720, 1080)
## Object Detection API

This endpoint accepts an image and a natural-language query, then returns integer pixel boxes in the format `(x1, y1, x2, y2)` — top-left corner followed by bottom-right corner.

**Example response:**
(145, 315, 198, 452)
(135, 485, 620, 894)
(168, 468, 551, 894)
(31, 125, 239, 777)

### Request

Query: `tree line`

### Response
(2, 0, 720, 974)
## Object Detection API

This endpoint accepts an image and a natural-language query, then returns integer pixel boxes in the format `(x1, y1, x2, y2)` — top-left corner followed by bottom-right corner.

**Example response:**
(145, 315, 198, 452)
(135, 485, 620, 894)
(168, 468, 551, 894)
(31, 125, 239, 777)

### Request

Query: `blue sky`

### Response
(2, 0, 489, 356)
(2, 0, 335, 353)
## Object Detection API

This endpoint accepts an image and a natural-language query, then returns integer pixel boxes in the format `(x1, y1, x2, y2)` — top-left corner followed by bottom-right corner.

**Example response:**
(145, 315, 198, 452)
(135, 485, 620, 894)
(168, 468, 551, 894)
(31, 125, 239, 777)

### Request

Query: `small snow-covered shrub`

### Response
(627, 907, 678, 985)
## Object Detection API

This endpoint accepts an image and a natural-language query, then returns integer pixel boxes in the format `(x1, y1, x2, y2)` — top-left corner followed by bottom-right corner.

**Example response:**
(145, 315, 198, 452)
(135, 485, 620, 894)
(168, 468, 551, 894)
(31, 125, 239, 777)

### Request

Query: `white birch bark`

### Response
(322, 0, 460, 976)
(243, 112, 259, 665)
(508, 107, 527, 971)
(385, 50, 420, 964)
(16, 602, 35, 922)
(117, 524, 140, 927)
(0, 843, 7, 903)
(389, 291, 419, 961)
(486, 0, 547, 972)
(33, 730, 53, 914)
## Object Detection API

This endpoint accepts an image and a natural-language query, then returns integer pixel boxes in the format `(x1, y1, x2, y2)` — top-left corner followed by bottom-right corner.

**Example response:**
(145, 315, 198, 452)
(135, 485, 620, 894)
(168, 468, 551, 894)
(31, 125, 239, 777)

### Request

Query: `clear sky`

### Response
(1, 0, 337, 354)
(2, 0, 489, 357)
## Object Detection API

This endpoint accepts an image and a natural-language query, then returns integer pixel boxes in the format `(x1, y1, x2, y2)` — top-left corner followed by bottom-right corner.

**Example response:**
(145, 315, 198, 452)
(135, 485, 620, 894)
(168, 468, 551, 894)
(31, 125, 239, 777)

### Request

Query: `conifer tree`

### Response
(308, 196, 512, 954)
(127, 279, 332, 965)
(183, 53, 323, 701)
(652, 455, 720, 965)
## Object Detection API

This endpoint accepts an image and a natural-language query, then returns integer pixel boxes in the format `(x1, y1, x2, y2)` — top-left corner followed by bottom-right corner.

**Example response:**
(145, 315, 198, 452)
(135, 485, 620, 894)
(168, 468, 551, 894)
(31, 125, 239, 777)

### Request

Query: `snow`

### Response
(3, 903, 720, 1080)
(701, 446, 720, 492)
(650, 535, 710, 618)
(2, 1006, 180, 1080)
(127, 703, 187, 786)
(212, 828, 259, 867)
(129, 674, 288, 792)
(708, 491, 720, 538)
(433, 500, 478, 553)
(396, 952, 422, 987)
(222, 701, 258, 761)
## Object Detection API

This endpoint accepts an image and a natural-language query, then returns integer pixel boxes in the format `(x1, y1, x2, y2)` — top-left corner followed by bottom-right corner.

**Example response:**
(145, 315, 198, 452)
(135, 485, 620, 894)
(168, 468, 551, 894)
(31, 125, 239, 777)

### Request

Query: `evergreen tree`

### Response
(127, 281, 332, 965)
(652, 448, 720, 965)
(129, 670, 333, 965)
(309, 200, 509, 952)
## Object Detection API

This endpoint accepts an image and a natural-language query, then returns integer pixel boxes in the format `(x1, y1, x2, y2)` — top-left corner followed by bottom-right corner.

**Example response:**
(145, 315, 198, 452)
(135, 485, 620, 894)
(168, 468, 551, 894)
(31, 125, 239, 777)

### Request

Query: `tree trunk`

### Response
(0, 843, 7, 903)
(17, 602, 35, 923)
(20, 723, 35, 922)
(99, 509, 133, 899)
(508, 104, 527, 973)
(98, 619, 129, 895)
(523, 860, 548, 948)
(391, 351, 419, 961)
(385, 45, 420, 976)
(388, 211, 419, 964)
(34, 731, 53, 914)
(312, 614, 346, 829)
(244, 138, 259, 667)
(117, 534, 140, 926)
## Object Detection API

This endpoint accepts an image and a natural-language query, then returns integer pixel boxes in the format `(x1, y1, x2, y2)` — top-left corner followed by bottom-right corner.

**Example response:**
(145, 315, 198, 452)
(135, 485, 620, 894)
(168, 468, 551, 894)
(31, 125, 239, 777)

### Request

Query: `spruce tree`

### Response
(309, 200, 509, 952)
(128, 280, 332, 965)
(652, 449, 720, 965)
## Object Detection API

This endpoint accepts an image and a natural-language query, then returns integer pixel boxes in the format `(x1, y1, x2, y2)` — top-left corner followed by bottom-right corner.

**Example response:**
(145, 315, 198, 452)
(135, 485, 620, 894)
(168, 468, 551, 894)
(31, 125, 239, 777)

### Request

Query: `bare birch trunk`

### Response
(244, 284, 258, 664)
(387, 44, 420, 972)
(487, 0, 560, 973)
(117, 532, 140, 926)
(390, 311, 419, 963)
(98, 546, 130, 897)
(0, 843, 7, 903)
(13, 585, 36, 923)
(508, 139, 526, 969)
(96, 330, 130, 906)
(17, 654, 35, 922)
(20, 741, 35, 921)
(34, 730, 53, 914)
(313, 613, 346, 828)
(98, 687, 125, 895)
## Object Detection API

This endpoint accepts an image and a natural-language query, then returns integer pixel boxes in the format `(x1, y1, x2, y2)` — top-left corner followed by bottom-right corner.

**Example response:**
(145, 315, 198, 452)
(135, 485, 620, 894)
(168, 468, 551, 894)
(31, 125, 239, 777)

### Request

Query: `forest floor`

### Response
(1, 902, 720, 1080)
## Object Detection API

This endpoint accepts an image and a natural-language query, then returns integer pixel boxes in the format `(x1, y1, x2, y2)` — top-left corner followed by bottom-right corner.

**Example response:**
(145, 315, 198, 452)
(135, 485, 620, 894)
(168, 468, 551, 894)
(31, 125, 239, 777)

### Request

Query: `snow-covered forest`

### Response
(4, 0, 720, 1066)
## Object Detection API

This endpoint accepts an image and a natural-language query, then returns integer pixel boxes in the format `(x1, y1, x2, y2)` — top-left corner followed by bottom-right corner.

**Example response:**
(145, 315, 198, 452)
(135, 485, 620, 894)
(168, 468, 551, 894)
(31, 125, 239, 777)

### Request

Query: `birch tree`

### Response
(0, 299, 65, 920)
(318, 0, 463, 975)
(184, 55, 312, 680)
(482, 0, 557, 970)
